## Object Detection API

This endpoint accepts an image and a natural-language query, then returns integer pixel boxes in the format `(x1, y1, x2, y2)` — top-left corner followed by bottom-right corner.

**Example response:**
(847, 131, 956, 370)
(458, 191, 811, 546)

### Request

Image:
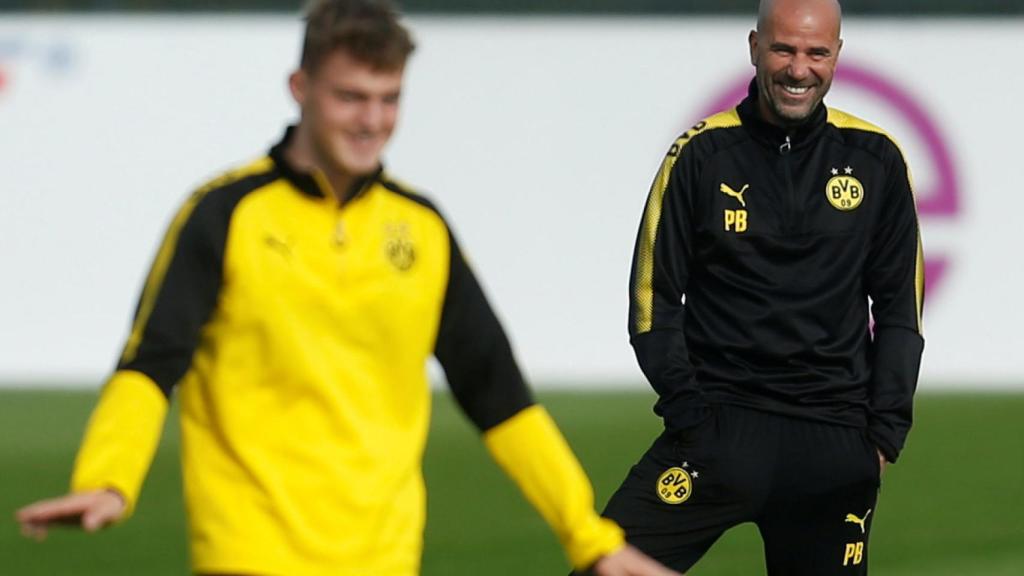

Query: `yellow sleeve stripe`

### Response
(826, 108, 889, 135)
(71, 370, 169, 517)
(634, 109, 742, 333)
(828, 107, 918, 195)
(829, 108, 925, 334)
(483, 405, 625, 569)
(120, 156, 274, 364)
(827, 108, 905, 157)
(915, 234, 925, 333)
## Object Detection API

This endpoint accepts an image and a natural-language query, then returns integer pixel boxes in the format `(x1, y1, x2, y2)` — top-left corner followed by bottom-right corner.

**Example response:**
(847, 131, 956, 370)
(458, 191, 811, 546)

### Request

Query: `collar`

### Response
(737, 79, 829, 152)
(268, 125, 382, 203)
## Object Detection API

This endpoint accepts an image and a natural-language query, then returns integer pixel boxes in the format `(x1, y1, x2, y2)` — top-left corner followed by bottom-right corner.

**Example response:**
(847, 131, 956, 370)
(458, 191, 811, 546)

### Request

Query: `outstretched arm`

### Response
(434, 229, 679, 575)
(483, 406, 681, 576)
(16, 183, 234, 538)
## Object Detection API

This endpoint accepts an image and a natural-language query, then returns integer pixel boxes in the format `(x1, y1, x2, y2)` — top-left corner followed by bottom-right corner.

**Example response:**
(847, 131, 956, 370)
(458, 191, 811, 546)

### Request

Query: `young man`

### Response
(599, 0, 924, 574)
(16, 2, 678, 576)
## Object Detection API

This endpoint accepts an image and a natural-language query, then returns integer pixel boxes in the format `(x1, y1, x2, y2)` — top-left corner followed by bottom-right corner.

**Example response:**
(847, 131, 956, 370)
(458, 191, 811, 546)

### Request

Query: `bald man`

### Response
(588, 0, 925, 574)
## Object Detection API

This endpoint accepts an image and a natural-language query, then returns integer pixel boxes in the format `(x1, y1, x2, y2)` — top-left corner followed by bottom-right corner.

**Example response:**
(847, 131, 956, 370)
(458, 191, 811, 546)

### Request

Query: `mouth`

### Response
(781, 84, 811, 96)
(346, 133, 382, 150)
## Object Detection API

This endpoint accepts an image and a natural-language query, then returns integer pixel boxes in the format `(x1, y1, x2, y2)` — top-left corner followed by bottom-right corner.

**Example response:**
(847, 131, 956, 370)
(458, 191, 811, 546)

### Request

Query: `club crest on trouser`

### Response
(826, 166, 864, 211)
(384, 222, 416, 271)
(656, 466, 694, 504)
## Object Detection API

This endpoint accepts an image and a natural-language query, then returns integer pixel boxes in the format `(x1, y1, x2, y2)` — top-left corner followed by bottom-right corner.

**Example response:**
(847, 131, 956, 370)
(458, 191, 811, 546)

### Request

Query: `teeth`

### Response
(783, 85, 810, 95)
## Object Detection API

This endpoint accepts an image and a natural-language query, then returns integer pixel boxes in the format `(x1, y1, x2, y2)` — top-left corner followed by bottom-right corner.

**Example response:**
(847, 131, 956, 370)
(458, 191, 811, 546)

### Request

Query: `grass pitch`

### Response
(1, 388, 1022, 575)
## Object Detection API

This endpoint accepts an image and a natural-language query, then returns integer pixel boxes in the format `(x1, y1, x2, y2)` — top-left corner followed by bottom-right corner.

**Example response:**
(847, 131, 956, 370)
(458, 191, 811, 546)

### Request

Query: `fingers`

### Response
(15, 490, 126, 539)
(18, 518, 50, 542)
(592, 545, 684, 576)
(82, 491, 125, 532)
(17, 493, 92, 525)
(628, 545, 684, 576)
(631, 548, 684, 576)
(16, 493, 86, 542)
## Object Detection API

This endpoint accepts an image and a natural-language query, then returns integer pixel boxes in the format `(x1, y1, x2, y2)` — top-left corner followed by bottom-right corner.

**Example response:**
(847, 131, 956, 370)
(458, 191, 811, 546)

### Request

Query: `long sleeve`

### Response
(433, 230, 533, 430)
(70, 371, 168, 517)
(434, 232, 624, 570)
(629, 132, 710, 432)
(865, 143, 925, 463)
(116, 185, 233, 395)
(483, 406, 625, 570)
(71, 180, 244, 513)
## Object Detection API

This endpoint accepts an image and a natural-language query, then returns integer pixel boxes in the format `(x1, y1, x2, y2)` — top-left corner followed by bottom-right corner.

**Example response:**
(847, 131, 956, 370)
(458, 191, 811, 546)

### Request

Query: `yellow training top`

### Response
(70, 127, 623, 575)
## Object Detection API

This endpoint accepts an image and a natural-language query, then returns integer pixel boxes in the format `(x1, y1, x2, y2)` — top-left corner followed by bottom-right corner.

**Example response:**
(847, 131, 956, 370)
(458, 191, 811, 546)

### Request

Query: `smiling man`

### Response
(751, 0, 843, 127)
(14, 2, 680, 576)
(592, 0, 925, 574)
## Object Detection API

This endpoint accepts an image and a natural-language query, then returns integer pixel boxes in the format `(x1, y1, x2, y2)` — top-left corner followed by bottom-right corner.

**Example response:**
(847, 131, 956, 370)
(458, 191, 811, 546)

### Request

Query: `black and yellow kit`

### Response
(629, 81, 924, 463)
(599, 404, 883, 575)
(71, 128, 623, 576)
(602, 81, 924, 575)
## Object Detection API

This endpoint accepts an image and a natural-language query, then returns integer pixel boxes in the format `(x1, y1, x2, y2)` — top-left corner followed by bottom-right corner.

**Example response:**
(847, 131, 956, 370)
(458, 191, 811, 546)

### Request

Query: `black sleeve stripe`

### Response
(432, 224, 534, 432)
(379, 175, 534, 430)
(117, 166, 279, 397)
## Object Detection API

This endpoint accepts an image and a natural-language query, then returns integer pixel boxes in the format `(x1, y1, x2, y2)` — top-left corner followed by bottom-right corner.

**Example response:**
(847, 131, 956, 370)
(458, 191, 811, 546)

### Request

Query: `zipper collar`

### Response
(737, 79, 828, 153)
(269, 125, 382, 204)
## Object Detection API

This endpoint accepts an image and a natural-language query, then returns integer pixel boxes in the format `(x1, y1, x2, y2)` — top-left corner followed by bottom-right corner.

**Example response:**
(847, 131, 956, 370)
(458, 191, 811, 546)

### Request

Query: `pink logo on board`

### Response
(699, 62, 959, 301)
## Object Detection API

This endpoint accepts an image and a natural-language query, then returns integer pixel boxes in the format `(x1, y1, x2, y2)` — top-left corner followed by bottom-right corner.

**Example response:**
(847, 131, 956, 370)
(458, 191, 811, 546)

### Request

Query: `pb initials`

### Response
(724, 209, 748, 233)
(843, 542, 864, 566)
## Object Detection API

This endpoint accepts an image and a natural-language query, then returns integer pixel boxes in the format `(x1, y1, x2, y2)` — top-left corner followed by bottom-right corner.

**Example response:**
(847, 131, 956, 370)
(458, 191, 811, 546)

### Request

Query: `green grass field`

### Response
(1, 389, 1022, 575)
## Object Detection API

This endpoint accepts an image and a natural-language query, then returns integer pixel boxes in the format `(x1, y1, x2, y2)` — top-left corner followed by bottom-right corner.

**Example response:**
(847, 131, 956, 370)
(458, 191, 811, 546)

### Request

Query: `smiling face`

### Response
(290, 49, 404, 178)
(749, 0, 843, 127)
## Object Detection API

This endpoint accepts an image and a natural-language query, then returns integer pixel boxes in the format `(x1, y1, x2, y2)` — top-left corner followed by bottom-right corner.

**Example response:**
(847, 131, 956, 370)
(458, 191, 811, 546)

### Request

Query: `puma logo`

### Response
(845, 509, 872, 534)
(719, 183, 750, 207)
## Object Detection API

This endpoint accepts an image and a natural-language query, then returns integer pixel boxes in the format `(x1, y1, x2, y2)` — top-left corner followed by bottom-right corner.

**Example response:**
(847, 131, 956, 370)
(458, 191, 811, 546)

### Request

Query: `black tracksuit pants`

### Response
(585, 404, 881, 575)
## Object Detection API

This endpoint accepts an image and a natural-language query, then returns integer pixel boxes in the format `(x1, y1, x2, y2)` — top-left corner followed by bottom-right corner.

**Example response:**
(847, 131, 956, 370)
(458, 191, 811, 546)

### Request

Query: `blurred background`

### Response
(2, 1, 1022, 575)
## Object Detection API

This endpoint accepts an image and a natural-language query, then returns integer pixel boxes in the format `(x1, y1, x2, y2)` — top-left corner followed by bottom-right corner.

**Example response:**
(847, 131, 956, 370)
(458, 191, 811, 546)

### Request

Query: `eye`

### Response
(334, 90, 362, 103)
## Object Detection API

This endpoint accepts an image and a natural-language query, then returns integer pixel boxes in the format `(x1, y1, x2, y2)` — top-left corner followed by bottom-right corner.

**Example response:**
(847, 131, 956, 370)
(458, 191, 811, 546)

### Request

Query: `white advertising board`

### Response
(1, 16, 1021, 388)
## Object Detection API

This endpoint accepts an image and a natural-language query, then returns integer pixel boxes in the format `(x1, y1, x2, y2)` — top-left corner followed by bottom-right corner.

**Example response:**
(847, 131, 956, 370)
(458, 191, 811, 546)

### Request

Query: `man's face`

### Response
(292, 50, 404, 177)
(749, 1, 842, 127)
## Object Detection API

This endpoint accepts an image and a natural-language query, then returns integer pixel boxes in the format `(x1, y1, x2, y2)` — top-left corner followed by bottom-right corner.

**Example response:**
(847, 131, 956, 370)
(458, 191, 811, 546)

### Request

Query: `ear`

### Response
(748, 30, 759, 66)
(289, 69, 308, 107)
(836, 38, 844, 60)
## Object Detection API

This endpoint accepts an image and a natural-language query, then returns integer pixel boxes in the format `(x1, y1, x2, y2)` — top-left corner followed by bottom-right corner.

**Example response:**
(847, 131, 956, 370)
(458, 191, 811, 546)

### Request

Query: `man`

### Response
(15, 2, 678, 576)
(597, 0, 924, 574)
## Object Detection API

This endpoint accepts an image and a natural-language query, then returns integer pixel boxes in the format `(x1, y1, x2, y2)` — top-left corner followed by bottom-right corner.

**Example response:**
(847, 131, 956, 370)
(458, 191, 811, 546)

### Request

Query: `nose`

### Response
(360, 100, 386, 132)
(786, 54, 811, 82)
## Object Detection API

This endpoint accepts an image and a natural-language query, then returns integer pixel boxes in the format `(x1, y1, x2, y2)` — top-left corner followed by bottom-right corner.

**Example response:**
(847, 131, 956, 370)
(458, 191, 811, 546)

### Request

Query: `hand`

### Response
(16, 489, 126, 541)
(877, 449, 888, 476)
(591, 544, 684, 576)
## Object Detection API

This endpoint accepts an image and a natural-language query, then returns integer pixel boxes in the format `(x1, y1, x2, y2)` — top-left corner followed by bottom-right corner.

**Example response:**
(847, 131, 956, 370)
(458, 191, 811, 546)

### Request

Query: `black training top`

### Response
(629, 81, 924, 463)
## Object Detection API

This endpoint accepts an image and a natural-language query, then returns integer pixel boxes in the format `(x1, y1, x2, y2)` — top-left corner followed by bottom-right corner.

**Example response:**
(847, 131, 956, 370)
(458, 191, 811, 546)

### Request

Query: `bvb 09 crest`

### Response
(826, 170, 865, 211)
(384, 222, 416, 271)
(656, 467, 693, 505)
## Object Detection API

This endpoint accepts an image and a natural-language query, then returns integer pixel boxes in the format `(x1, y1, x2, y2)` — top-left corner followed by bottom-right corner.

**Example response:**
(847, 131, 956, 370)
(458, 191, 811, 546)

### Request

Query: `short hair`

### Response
(300, 0, 416, 73)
